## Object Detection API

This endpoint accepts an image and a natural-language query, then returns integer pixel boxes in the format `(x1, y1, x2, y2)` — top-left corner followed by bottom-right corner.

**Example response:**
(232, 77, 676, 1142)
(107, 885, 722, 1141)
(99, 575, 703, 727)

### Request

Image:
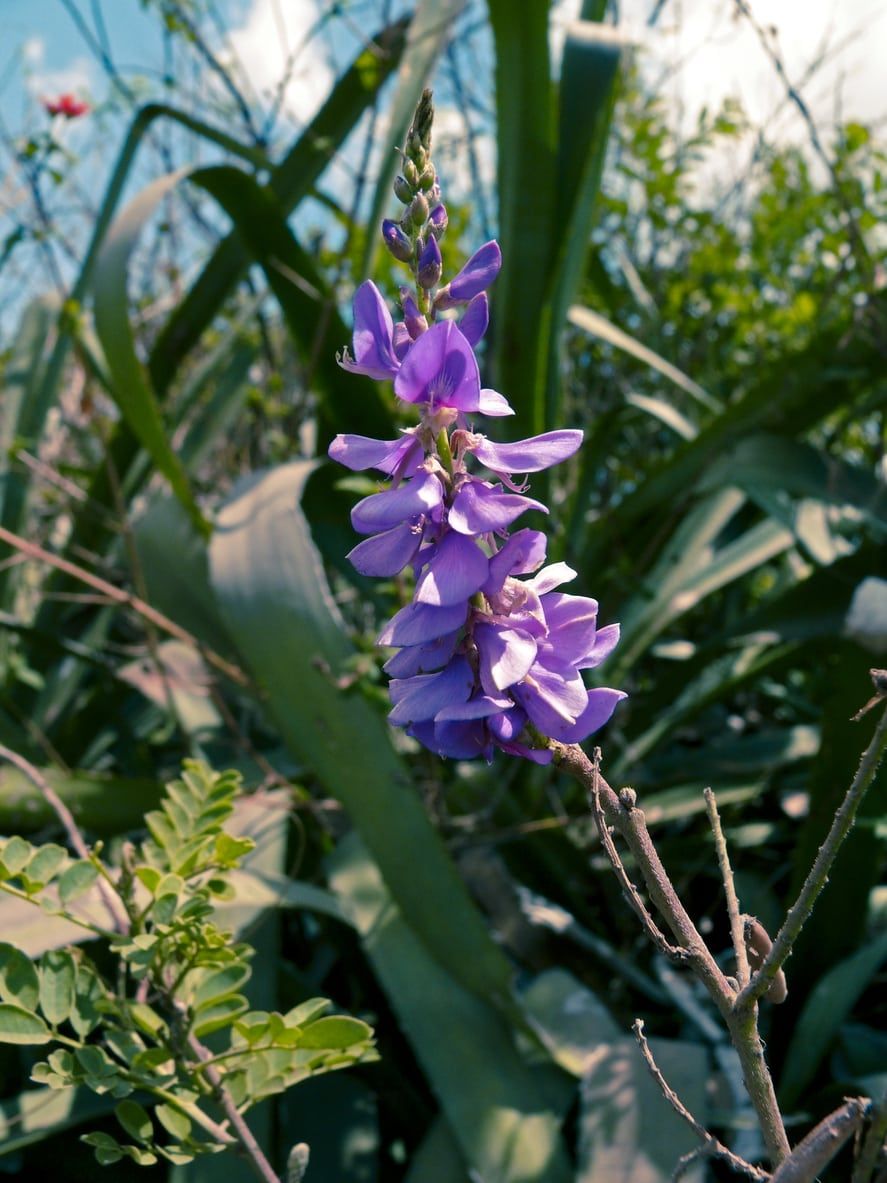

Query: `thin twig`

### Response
(738, 693, 887, 1010)
(633, 1019, 770, 1182)
(0, 524, 249, 688)
(852, 1089, 887, 1183)
(0, 743, 129, 933)
(552, 741, 791, 1164)
(769, 1098, 869, 1183)
(588, 748, 686, 960)
(187, 1034, 281, 1183)
(704, 787, 750, 988)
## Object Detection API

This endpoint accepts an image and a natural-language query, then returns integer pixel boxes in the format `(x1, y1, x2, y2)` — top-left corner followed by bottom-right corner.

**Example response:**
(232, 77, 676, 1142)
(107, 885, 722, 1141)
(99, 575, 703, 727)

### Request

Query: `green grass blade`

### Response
(92, 169, 210, 537)
(328, 834, 574, 1183)
(487, 0, 556, 432)
(568, 303, 719, 412)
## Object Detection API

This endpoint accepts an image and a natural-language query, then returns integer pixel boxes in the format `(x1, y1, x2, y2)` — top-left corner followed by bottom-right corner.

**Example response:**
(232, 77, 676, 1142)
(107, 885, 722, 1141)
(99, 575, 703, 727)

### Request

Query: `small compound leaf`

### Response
(299, 1015, 374, 1050)
(115, 1099, 153, 1144)
(57, 861, 99, 906)
(154, 1102, 192, 1141)
(0, 1003, 51, 1044)
(0, 943, 40, 1010)
(39, 950, 76, 1026)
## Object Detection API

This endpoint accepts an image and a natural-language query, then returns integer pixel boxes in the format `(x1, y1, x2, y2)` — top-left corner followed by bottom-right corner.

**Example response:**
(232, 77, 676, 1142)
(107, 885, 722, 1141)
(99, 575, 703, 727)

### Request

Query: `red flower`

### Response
(43, 94, 91, 119)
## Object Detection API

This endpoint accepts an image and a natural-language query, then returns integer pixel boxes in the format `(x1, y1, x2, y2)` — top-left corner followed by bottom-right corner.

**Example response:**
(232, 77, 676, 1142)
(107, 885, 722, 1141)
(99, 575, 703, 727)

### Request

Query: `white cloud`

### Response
(225, 0, 335, 126)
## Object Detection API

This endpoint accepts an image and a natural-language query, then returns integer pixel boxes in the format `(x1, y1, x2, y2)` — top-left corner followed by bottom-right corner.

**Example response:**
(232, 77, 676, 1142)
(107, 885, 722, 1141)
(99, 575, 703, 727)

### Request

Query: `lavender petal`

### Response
(347, 522, 423, 577)
(414, 531, 489, 606)
(472, 429, 583, 474)
(351, 472, 443, 535)
(448, 481, 548, 535)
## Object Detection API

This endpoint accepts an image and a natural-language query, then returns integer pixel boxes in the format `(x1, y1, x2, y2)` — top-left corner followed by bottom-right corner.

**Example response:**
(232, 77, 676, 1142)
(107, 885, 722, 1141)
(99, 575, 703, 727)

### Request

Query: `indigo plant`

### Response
(329, 90, 887, 1181)
(330, 90, 626, 764)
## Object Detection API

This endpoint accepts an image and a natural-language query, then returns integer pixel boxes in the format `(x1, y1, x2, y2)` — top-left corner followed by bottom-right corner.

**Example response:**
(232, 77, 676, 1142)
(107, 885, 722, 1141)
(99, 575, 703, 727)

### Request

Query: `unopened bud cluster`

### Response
(382, 88, 448, 301)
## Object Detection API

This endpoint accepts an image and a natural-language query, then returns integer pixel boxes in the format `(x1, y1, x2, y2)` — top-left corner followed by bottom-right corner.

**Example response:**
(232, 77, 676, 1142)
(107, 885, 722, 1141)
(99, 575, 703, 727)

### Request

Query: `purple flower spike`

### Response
(329, 219, 625, 763)
(394, 321, 482, 412)
(339, 282, 402, 380)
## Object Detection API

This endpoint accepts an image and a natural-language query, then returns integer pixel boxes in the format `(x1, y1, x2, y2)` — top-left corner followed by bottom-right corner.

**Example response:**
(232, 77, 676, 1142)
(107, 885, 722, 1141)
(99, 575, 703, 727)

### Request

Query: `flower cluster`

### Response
(43, 94, 91, 119)
(329, 91, 624, 762)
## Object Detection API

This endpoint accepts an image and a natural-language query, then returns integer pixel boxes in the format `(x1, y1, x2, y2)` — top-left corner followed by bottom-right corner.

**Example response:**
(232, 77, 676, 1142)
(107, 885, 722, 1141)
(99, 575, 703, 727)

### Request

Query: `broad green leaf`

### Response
(625, 391, 698, 440)
(39, 950, 76, 1026)
(70, 962, 105, 1037)
(403, 1116, 471, 1183)
(328, 834, 574, 1183)
(116, 1099, 153, 1143)
(0, 943, 39, 1010)
(578, 1036, 707, 1181)
(779, 900, 887, 1107)
(207, 463, 518, 1008)
(0, 1002, 51, 1045)
(82, 1130, 124, 1165)
(487, 0, 556, 432)
(57, 860, 99, 906)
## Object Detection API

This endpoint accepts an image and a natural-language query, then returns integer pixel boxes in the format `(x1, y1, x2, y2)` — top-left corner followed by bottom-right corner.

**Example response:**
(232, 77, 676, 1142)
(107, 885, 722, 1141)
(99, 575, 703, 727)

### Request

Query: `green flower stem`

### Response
(435, 428, 454, 476)
(551, 740, 792, 1166)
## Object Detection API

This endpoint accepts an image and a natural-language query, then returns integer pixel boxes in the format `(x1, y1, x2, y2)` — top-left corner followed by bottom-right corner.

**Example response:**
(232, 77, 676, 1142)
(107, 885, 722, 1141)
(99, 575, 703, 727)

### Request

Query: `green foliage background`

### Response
(0, 1, 884, 1179)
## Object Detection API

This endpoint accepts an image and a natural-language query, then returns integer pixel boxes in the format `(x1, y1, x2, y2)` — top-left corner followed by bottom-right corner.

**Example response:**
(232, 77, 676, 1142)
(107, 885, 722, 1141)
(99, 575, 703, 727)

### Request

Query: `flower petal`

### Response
(328, 432, 422, 475)
(448, 481, 548, 535)
(414, 531, 489, 607)
(579, 622, 620, 669)
(540, 591, 599, 661)
(549, 688, 627, 743)
(382, 632, 459, 676)
(477, 388, 515, 417)
(347, 522, 423, 577)
(387, 656, 474, 726)
(449, 241, 502, 301)
(339, 281, 400, 379)
(483, 529, 547, 595)
(394, 321, 481, 411)
(472, 429, 583, 474)
(474, 623, 537, 693)
(513, 664, 588, 733)
(435, 695, 512, 722)
(378, 601, 468, 647)
(459, 293, 489, 346)
(351, 472, 443, 535)
(525, 562, 576, 596)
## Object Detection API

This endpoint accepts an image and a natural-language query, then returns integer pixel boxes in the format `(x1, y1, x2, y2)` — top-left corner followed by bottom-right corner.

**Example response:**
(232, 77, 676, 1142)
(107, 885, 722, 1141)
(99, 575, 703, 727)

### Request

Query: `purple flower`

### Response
(338, 282, 401, 380)
(435, 241, 502, 310)
(328, 232, 624, 763)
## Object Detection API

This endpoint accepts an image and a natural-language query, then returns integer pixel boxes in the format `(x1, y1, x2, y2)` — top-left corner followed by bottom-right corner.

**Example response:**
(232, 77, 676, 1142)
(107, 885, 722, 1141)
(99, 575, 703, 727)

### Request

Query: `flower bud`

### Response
(408, 142, 428, 173)
(393, 174, 412, 204)
(419, 164, 436, 191)
(429, 203, 448, 240)
(408, 193, 429, 227)
(403, 159, 419, 187)
(417, 235, 442, 290)
(381, 218, 414, 264)
(400, 288, 428, 339)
